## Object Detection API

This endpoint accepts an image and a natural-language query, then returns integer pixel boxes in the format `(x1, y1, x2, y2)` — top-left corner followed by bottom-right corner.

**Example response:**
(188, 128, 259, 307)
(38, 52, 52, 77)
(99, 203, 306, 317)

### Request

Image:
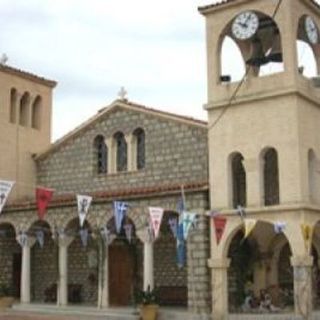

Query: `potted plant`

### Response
(135, 286, 159, 320)
(0, 283, 14, 309)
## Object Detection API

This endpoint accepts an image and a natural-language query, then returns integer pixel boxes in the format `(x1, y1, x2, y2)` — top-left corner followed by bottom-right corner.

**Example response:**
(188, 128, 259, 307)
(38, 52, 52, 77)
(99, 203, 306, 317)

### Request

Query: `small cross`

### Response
(118, 86, 127, 100)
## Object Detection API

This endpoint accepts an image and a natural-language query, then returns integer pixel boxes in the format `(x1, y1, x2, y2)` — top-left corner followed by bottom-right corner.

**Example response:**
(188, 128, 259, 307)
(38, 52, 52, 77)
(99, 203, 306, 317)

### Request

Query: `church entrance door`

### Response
(108, 241, 134, 306)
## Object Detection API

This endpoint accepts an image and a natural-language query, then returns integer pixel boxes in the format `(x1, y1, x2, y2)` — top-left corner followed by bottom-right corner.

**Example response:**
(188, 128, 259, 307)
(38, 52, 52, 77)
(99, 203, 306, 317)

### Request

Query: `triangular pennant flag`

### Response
(113, 201, 129, 233)
(213, 216, 227, 245)
(237, 205, 246, 219)
(79, 228, 89, 247)
(301, 224, 313, 244)
(274, 221, 286, 234)
(36, 187, 54, 220)
(0, 180, 14, 214)
(168, 217, 178, 238)
(35, 230, 44, 248)
(244, 219, 257, 239)
(149, 207, 164, 239)
(77, 195, 92, 227)
(176, 223, 186, 268)
(182, 211, 197, 240)
(124, 224, 133, 243)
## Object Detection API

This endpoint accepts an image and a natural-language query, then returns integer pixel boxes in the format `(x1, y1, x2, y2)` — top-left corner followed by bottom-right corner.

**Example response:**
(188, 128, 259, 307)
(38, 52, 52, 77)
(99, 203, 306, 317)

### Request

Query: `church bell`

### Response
(246, 38, 269, 67)
(266, 31, 283, 63)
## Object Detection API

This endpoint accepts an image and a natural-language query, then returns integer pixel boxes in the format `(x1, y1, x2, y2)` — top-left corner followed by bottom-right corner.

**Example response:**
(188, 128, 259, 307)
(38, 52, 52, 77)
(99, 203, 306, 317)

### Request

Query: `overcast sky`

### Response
(0, 0, 318, 141)
(0, 0, 216, 141)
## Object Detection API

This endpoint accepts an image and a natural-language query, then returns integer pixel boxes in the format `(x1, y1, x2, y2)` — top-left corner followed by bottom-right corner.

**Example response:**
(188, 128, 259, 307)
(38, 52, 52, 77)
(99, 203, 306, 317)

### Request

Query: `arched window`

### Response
(231, 153, 246, 208)
(10, 88, 17, 124)
(31, 95, 42, 130)
(133, 128, 145, 170)
(263, 148, 280, 206)
(114, 132, 127, 172)
(94, 135, 107, 174)
(19, 92, 30, 127)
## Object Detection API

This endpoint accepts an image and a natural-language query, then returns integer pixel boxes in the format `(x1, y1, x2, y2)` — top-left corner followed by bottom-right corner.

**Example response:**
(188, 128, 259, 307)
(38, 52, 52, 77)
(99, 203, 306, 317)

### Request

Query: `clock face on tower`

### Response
(232, 11, 259, 40)
(305, 16, 319, 44)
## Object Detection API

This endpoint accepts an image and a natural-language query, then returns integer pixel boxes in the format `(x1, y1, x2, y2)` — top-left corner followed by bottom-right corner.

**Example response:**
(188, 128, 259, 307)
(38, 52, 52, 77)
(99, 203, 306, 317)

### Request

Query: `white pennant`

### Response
(77, 195, 92, 227)
(149, 207, 164, 239)
(0, 180, 15, 214)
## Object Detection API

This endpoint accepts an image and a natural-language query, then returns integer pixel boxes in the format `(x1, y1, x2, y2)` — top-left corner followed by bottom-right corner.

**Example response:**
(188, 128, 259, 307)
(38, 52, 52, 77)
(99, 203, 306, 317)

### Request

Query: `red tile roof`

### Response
(6, 181, 209, 211)
(0, 64, 57, 88)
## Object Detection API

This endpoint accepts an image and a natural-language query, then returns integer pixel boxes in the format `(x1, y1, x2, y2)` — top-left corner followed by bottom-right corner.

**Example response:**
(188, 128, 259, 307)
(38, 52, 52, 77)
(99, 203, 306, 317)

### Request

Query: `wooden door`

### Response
(109, 243, 133, 306)
(12, 253, 21, 297)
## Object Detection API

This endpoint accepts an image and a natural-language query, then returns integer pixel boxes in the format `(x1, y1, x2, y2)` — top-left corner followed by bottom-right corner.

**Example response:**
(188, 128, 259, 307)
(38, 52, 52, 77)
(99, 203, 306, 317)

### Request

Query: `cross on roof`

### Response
(118, 86, 127, 100)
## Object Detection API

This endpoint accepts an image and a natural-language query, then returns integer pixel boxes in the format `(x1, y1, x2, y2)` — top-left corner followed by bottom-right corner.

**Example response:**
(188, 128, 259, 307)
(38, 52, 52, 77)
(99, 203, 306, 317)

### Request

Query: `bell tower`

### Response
(200, 0, 320, 319)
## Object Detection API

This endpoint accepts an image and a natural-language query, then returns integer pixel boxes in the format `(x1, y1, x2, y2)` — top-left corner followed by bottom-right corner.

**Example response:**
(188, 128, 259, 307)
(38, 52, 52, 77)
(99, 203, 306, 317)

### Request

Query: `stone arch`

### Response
(260, 147, 280, 206)
(19, 91, 30, 127)
(218, 10, 284, 81)
(31, 95, 42, 130)
(228, 152, 246, 209)
(296, 15, 319, 77)
(10, 88, 18, 124)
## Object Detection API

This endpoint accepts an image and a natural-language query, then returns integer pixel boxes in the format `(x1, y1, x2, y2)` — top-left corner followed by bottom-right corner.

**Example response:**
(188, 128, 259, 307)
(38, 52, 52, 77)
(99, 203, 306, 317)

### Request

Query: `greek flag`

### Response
(113, 201, 129, 233)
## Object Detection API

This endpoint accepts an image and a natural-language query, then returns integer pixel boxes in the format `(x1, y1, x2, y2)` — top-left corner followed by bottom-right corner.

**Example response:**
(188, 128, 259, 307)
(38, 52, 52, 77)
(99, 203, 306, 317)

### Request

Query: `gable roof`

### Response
(0, 64, 57, 88)
(35, 99, 208, 161)
(198, 0, 320, 14)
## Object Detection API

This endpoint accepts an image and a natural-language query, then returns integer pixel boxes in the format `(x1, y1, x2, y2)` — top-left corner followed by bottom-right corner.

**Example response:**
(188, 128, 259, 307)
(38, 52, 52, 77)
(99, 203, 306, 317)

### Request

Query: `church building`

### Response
(1, 1, 320, 320)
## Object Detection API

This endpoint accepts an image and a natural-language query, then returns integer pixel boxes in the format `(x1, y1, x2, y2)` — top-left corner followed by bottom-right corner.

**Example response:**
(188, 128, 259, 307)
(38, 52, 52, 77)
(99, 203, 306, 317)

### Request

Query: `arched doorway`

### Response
(0, 223, 19, 297)
(107, 216, 140, 306)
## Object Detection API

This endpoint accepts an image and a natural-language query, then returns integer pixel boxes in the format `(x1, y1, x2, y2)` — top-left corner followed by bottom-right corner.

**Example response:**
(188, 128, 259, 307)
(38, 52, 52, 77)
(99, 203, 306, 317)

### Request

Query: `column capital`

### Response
(290, 255, 313, 267)
(58, 234, 74, 248)
(137, 229, 153, 243)
(208, 258, 230, 269)
(16, 233, 36, 248)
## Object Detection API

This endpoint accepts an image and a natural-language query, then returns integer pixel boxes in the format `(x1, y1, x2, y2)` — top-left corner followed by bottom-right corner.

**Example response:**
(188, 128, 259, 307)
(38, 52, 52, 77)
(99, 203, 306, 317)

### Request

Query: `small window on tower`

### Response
(114, 131, 127, 172)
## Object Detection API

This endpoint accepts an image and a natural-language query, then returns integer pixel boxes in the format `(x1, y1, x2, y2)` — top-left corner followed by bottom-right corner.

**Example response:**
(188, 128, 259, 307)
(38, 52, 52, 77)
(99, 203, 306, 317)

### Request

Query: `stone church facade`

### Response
(3, 0, 320, 319)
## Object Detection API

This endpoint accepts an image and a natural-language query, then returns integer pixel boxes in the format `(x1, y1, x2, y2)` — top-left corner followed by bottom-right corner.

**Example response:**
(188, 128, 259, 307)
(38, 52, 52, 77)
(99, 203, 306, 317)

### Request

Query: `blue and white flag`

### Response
(79, 228, 89, 247)
(274, 221, 286, 234)
(35, 230, 44, 248)
(176, 223, 186, 268)
(182, 211, 197, 240)
(176, 185, 185, 214)
(17, 232, 28, 247)
(113, 201, 129, 233)
(168, 217, 178, 238)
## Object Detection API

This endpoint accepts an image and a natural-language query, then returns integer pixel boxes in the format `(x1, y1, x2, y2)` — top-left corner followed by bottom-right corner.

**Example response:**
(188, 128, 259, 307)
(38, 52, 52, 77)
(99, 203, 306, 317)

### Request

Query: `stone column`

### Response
(291, 255, 313, 320)
(57, 234, 73, 306)
(242, 158, 262, 207)
(17, 233, 36, 304)
(97, 241, 110, 308)
(208, 258, 230, 320)
(143, 240, 154, 291)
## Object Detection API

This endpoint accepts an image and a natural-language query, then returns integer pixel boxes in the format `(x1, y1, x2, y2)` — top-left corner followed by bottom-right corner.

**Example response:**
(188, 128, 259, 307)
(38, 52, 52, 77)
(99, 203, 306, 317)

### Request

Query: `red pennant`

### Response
(36, 187, 53, 220)
(213, 216, 227, 245)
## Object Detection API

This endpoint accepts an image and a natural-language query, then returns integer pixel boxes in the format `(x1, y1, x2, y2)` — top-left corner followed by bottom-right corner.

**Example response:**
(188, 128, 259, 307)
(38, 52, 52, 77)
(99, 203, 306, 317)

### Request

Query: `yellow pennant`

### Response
(301, 224, 313, 244)
(244, 219, 257, 239)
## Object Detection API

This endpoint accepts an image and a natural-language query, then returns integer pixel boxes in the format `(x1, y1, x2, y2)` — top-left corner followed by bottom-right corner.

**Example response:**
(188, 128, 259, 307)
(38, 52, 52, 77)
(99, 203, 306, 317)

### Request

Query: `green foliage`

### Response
(135, 286, 158, 305)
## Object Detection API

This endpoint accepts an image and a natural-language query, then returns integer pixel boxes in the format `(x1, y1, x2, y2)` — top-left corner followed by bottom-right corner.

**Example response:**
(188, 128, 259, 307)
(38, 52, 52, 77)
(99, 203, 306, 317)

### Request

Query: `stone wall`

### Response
(36, 107, 208, 195)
